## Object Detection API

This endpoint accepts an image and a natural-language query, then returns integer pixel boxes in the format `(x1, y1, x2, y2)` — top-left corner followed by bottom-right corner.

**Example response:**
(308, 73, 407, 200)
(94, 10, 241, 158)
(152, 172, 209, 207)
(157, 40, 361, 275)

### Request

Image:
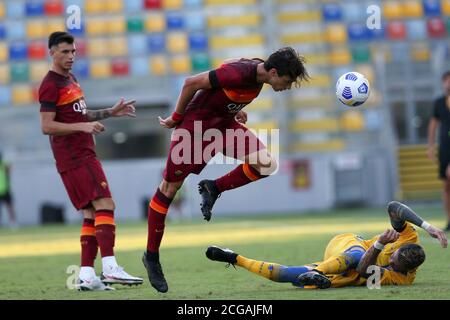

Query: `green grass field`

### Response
(0, 204, 449, 300)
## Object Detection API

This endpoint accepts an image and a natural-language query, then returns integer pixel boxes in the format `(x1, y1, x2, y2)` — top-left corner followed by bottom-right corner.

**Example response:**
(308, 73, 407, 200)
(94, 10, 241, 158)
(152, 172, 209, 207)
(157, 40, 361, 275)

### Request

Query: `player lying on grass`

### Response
(206, 201, 447, 288)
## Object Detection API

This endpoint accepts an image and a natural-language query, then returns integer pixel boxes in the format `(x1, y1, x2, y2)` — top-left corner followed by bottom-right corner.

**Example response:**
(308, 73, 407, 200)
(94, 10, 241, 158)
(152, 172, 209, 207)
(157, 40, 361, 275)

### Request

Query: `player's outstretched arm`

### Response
(41, 112, 105, 136)
(86, 98, 136, 121)
(387, 201, 448, 248)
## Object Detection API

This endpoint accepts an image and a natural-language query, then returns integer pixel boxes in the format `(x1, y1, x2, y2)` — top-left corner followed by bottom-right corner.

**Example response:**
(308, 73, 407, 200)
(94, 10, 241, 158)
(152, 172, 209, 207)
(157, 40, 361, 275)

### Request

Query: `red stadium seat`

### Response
(427, 17, 447, 38)
(111, 58, 130, 76)
(44, 0, 64, 16)
(28, 42, 46, 60)
(74, 38, 87, 57)
(144, 0, 162, 9)
(387, 21, 406, 40)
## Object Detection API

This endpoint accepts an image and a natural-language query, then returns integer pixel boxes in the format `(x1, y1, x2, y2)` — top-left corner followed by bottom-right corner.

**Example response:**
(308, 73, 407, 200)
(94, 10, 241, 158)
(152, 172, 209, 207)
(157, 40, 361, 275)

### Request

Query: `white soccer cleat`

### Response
(75, 276, 116, 291)
(101, 266, 144, 286)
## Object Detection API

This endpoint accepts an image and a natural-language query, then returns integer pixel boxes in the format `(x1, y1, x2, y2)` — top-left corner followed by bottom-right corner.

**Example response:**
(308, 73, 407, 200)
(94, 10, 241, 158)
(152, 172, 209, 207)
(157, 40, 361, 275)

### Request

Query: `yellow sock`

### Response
(315, 254, 350, 274)
(236, 255, 281, 281)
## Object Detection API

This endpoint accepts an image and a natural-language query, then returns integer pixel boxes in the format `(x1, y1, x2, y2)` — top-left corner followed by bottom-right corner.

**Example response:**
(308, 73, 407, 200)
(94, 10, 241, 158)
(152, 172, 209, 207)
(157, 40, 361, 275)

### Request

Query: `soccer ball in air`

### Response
(335, 72, 370, 107)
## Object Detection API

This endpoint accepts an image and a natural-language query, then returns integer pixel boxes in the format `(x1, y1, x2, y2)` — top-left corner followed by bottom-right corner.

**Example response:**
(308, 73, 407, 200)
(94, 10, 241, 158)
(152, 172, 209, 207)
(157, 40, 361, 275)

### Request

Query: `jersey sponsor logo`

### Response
(226, 103, 248, 113)
(73, 99, 87, 115)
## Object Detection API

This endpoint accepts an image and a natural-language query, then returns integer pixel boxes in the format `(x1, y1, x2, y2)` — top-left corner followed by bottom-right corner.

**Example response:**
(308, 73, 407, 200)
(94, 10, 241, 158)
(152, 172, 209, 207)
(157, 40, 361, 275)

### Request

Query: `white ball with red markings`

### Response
(336, 72, 370, 107)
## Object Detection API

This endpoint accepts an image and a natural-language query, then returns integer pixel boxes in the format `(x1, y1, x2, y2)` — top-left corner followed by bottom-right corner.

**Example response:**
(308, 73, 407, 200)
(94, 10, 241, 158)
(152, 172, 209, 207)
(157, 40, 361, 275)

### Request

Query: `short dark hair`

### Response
(397, 244, 426, 271)
(442, 70, 450, 81)
(264, 47, 310, 86)
(48, 31, 74, 49)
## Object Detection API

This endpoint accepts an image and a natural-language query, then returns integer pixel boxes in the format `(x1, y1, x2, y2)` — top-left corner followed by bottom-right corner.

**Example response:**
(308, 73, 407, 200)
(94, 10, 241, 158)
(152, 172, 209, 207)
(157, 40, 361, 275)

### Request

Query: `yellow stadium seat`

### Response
(12, 85, 33, 105)
(85, 0, 106, 14)
(277, 11, 321, 23)
(210, 34, 264, 50)
(383, 1, 403, 19)
(0, 2, 5, 19)
(108, 17, 126, 34)
(0, 65, 10, 85)
(330, 48, 352, 65)
(106, 0, 123, 13)
(326, 24, 347, 43)
(246, 98, 273, 111)
(46, 20, 65, 35)
(208, 14, 261, 28)
(87, 38, 108, 57)
(205, 0, 256, 5)
(150, 56, 167, 75)
(90, 59, 111, 78)
(281, 32, 325, 44)
(410, 44, 430, 62)
(247, 120, 277, 131)
(108, 37, 128, 57)
(290, 139, 345, 152)
(0, 42, 8, 62)
(30, 62, 49, 82)
(171, 55, 191, 74)
(443, 0, 450, 16)
(145, 14, 166, 33)
(305, 53, 329, 65)
(403, 1, 423, 18)
(340, 110, 365, 131)
(27, 20, 47, 39)
(86, 18, 107, 36)
(355, 65, 375, 83)
(167, 33, 188, 53)
(163, 0, 182, 10)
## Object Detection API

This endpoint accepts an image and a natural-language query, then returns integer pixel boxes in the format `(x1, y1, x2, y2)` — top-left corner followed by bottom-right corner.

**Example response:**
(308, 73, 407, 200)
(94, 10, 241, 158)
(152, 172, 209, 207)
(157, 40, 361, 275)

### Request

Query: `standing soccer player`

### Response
(39, 32, 143, 291)
(143, 47, 310, 292)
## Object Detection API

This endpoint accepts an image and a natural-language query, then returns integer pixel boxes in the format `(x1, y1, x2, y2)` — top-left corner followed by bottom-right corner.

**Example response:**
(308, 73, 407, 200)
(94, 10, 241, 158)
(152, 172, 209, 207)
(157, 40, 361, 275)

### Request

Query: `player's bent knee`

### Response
(159, 180, 183, 199)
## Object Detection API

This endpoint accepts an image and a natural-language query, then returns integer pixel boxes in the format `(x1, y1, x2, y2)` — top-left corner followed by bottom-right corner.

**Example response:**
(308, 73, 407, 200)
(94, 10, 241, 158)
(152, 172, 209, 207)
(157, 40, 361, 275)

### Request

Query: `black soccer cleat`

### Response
(206, 245, 238, 264)
(198, 180, 221, 221)
(142, 252, 168, 293)
(296, 270, 331, 289)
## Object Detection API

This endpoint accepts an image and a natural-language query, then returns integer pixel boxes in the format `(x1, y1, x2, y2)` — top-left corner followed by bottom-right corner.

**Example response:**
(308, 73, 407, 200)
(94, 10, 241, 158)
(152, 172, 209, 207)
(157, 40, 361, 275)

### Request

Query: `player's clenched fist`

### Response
(80, 121, 105, 134)
(378, 229, 400, 245)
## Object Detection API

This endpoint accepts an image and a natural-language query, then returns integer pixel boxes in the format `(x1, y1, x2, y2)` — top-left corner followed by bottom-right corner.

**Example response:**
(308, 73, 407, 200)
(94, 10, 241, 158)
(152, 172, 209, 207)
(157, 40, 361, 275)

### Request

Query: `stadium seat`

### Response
(443, 0, 450, 16)
(0, 65, 10, 84)
(210, 34, 264, 49)
(340, 110, 365, 131)
(0, 24, 5, 40)
(406, 20, 427, 40)
(167, 12, 184, 30)
(46, 19, 65, 35)
(67, 23, 84, 36)
(109, 37, 128, 57)
(387, 21, 406, 40)
(6, 1, 25, 19)
(171, 55, 191, 74)
(74, 38, 87, 57)
(9, 42, 28, 61)
(26, 1, 45, 16)
(28, 42, 47, 60)
(185, 12, 206, 30)
(427, 17, 447, 37)
(403, 1, 423, 18)
(150, 55, 167, 75)
(12, 85, 33, 105)
(189, 33, 208, 51)
(128, 34, 147, 56)
(86, 18, 107, 36)
(167, 32, 188, 53)
(329, 47, 351, 65)
(383, 1, 403, 19)
(144, 0, 162, 9)
(130, 57, 149, 76)
(367, 24, 385, 41)
(90, 59, 111, 78)
(108, 16, 126, 34)
(322, 3, 342, 21)
(326, 24, 347, 43)
(410, 43, 430, 61)
(125, 0, 142, 13)
(145, 14, 166, 33)
(191, 54, 210, 72)
(72, 58, 89, 78)
(351, 45, 371, 63)
(0, 42, 7, 62)
(0, 86, 11, 105)
(281, 32, 325, 44)
(342, 2, 365, 21)
(111, 58, 129, 76)
(85, 0, 106, 14)
(30, 62, 49, 82)
(6, 21, 26, 40)
(278, 11, 321, 23)
(163, 0, 182, 10)
(26, 20, 47, 39)
(184, 0, 203, 8)
(147, 34, 166, 53)
(205, 0, 256, 5)
(290, 139, 345, 153)
(0, 2, 4, 19)
(423, 0, 442, 16)
(44, 0, 64, 15)
(106, 0, 123, 13)
(10, 63, 29, 82)
(127, 17, 144, 33)
(347, 23, 370, 41)
(208, 14, 261, 28)
(87, 38, 108, 57)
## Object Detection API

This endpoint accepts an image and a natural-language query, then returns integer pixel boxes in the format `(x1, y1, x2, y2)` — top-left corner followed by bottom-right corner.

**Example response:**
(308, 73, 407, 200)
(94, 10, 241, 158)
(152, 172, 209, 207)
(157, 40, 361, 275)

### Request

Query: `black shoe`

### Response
(444, 222, 450, 232)
(142, 252, 168, 293)
(198, 180, 221, 221)
(206, 245, 238, 264)
(296, 270, 331, 289)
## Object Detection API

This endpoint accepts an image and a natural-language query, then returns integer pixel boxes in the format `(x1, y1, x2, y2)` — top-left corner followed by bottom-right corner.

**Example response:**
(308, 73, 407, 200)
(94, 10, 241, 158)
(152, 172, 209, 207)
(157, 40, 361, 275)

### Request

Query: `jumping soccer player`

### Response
(143, 47, 310, 293)
(39, 32, 143, 291)
(206, 201, 447, 288)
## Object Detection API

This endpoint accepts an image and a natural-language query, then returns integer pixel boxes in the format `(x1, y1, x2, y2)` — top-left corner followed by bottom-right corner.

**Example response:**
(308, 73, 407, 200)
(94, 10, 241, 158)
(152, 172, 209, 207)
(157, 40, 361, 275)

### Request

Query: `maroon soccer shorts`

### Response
(163, 121, 266, 182)
(60, 157, 112, 210)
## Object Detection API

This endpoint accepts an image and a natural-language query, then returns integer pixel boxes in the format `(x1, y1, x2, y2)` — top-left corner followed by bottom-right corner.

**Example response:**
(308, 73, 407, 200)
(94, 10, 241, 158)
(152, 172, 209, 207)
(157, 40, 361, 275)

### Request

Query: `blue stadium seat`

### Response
(185, 12, 205, 30)
(9, 42, 28, 60)
(406, 20, 427, 40)
(128, 34, 147, 56)
(166, 12, 184, 30)
(0, 23, 6, 40)
(322, 3, 342, 21)
(184, 0, 203, 7)
(130, 57, 149, 76)
(347, 23, 370, 41)
(189, 33, 208, 51)
(6, 21, 26, 40)
(0, 86, 11, 105)
(125, 0, 142, 12)
(26, 1, 45, 16)
(423, 0, 441, 16)
(147, 34, 165, 53)
(7, 1, 25, 19)
(342, 2, 366, 22)
(67, 23, 85, 36)
(72, 59, 89, 79)
(367, 24, 386, 41)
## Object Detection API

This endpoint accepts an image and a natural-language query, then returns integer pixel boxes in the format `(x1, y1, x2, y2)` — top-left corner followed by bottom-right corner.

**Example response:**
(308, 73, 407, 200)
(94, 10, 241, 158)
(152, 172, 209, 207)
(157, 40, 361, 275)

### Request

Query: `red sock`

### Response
(147, 188, 173, 253)
(80, 218, 98, 267)
(215, 164, 268, 193)
(95, 210, 115, 257)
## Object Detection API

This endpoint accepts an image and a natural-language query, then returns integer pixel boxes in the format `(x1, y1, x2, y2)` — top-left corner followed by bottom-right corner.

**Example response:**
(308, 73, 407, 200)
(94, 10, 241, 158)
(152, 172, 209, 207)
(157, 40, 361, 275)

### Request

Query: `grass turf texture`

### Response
(0, 204, 449, 300)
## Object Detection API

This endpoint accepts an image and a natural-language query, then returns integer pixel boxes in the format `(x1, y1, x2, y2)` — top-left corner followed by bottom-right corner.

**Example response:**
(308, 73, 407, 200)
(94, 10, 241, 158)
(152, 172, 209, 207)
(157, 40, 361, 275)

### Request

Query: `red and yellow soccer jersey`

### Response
(39, 71, 96, 173)
(178, 58, 264, 132)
